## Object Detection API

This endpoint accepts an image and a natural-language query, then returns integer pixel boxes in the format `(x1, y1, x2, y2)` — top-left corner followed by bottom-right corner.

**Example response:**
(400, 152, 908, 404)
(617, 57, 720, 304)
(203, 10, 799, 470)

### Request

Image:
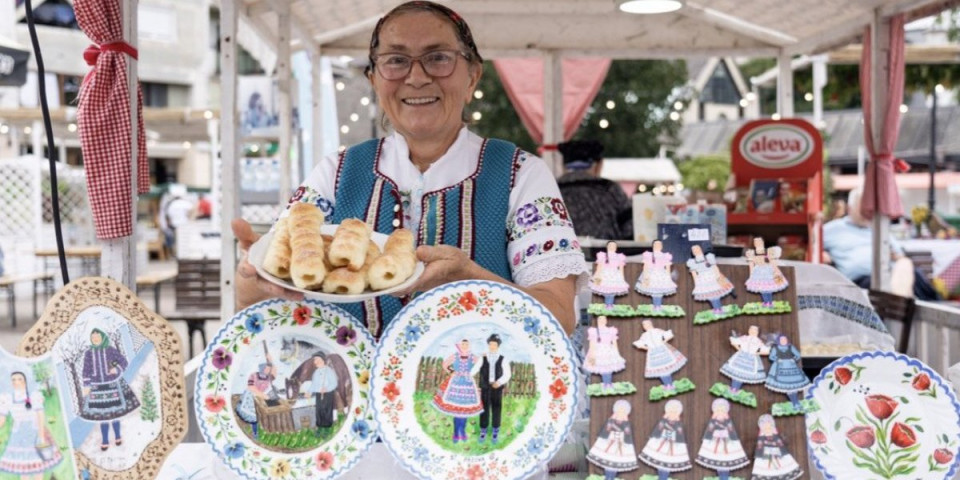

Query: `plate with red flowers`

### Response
(371, 280, 579, 480)
(807, 351, 960, 480)
(195, 298, 376, 480)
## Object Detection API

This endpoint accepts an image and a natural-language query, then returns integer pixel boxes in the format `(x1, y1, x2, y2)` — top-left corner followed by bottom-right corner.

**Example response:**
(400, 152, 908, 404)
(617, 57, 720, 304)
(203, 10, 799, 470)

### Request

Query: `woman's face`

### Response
(779, 336, 788, 346)
(691, 245, 702, 257)
(10, 374, 25, 392)
(597, 316, 607, 328)
(748, 326, 759, 337)
(607, 242, 617, 253)
(370, 12, 480, 144)
(460, 339, 470, 351)
(90, 331, 102, 345)
(753, 237, 764, 252)
(653, 241, 662, 252)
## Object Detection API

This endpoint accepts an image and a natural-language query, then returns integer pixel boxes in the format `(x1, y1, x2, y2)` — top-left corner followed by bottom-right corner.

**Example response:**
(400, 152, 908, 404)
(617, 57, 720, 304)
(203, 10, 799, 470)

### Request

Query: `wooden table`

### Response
(137, 267, 178, 313)
(0, 272, 55, 327)
(35, 246, 103, 277)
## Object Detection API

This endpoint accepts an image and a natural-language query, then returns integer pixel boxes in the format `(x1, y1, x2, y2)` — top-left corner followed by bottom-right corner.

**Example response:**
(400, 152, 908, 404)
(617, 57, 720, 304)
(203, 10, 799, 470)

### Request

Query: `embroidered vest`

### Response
(478, 355, 504, 388)
(331, 137, 517, 337)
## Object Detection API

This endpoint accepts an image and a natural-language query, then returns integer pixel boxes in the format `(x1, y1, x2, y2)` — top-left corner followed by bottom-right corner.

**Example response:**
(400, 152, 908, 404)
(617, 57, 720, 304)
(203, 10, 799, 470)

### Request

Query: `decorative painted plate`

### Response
(249, 225, 425, 303)
(372, 280, 579, 480)
(195, 298, 377, 480)
(807, 351, 960, 480)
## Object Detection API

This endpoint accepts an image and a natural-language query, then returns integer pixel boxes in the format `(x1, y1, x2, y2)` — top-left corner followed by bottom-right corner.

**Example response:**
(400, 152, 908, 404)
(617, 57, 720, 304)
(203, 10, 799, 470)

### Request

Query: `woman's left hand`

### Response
(395, 245, 477, 296)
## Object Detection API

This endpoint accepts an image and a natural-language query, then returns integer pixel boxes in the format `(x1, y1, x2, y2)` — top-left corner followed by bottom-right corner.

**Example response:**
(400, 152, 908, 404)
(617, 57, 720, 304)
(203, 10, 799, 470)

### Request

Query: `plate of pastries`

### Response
(249, 202, 424, 303)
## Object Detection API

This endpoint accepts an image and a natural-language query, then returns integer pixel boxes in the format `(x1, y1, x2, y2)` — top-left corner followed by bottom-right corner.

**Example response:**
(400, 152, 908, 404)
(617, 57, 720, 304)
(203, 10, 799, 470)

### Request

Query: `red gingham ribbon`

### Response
(75, 0, 149, 240)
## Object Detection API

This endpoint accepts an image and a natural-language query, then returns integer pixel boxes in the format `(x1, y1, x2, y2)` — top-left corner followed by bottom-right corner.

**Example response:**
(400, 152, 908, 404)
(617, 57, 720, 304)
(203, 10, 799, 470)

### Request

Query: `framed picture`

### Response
(749, 179, 781, 214)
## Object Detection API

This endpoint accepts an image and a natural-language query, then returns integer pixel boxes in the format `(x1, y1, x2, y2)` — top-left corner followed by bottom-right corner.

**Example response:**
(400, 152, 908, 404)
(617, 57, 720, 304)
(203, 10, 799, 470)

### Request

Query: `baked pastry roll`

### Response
(263, 217, 292, 279)
(368, 228, 417, 290)
(288, 203, 326, 290)
(322, 240, 381, 294)
(328, 218, 372, 271)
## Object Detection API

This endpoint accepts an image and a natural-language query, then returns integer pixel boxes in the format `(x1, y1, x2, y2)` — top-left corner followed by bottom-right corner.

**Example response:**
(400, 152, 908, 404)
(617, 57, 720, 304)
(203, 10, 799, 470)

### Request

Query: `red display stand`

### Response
(729, 118, 823, 262)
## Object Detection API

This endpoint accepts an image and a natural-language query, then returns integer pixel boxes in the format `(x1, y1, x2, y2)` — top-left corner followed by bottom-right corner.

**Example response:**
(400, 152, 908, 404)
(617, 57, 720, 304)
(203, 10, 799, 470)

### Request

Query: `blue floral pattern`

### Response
(287, 185, 335, 217)
(507, 196, 574, 242)
(512, 237, 581, 267)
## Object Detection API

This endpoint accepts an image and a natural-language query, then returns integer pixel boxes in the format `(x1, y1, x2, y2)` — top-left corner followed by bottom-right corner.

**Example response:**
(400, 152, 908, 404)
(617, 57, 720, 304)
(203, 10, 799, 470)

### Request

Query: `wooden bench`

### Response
(0, 272, 55, 327)
(164, 259, 220, 358)
(869, 289, 917, 354)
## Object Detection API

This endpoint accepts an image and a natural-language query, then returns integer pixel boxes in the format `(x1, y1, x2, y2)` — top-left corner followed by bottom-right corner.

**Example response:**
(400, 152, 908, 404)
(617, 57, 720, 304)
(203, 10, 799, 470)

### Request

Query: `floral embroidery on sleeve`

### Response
(286, 185, 334, 217)
(508, 197, 574, 242)
(512, 237, 581, 267)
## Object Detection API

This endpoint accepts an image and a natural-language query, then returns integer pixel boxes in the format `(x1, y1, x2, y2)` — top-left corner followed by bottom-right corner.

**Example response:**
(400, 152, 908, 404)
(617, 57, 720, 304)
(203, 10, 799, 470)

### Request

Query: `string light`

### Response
(336, 81, 345, 91)
(638, 184, 647, 193)
(250, 144, 260, 153)
(669, 111, 680, 121)
(474, 90, 484, 99)
(23, 126, 32, 135)
(350, 113, 359, 122)
(0, 125, 7, 134)
(772, 113, 781, 121)
(673, 101, 684, 110)
(340, 125, 350, 134)
(739, 99, 749, 108)
(203, 110, 214, 119)
(472, 111, 482, 121)
(899, 105, 909, 114)
(599, 119, 609, 129)
(804, 92, 813, 102)
(67, 123, 77, 132)
(360, 97, 370, 106)
(606, 100, 615, 110)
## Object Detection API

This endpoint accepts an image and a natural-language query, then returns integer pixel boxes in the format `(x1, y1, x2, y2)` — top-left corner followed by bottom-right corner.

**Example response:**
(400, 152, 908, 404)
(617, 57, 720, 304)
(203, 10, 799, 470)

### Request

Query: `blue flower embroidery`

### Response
(245, 313, 264, 334)
(352, 420, 372, 440)
(526, 437, 544, 455)
(523, 316, 540, 334)
(224, 442, 245, 458)
(516, 203, 541, 227)
(404, 325, 422, 342)
(559, 239, 569, 248)
(314, 196, 333, 215)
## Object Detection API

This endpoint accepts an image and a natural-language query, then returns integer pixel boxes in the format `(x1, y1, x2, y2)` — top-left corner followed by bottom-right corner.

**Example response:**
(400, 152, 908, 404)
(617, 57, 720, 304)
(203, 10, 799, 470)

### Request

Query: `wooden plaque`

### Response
(18, 277, 188, 479)
(588, 263, 809, 479)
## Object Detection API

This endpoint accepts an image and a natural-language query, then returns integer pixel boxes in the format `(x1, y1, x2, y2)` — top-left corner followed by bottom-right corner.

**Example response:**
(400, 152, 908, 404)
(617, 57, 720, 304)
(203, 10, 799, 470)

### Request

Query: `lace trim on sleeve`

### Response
(513, 251, 589, 291)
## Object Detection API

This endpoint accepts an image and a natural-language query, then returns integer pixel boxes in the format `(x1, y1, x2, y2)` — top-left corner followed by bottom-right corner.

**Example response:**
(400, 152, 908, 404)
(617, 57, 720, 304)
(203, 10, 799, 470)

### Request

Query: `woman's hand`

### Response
(233, 218, 304, 310)
(395, 245, 478, 296)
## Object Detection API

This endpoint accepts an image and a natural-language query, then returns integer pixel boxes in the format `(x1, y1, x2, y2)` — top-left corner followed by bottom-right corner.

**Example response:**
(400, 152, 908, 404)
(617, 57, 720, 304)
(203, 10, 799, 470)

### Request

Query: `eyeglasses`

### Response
(372, 50, 469, 81)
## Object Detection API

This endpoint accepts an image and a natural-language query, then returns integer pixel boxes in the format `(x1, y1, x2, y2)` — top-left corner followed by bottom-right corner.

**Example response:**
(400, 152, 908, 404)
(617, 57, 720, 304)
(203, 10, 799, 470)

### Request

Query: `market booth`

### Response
(6, 0, 960, 480)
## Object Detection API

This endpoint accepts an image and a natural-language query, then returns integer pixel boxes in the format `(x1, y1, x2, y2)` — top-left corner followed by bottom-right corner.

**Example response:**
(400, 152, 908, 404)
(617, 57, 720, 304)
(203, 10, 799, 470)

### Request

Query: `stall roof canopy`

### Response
(237, 0, 957, 59)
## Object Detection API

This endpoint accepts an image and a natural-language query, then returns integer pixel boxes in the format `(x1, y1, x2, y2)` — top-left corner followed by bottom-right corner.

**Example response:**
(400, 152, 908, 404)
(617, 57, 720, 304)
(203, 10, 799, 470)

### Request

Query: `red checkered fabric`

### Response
(939, 255, 960, 293)
(75, 0, 149, 240)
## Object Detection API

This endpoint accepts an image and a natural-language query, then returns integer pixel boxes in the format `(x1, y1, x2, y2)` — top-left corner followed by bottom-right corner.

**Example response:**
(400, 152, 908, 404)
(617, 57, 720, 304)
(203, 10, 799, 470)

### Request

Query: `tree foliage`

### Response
(677, 154, 731, 192)
(468, 59, 689, 157)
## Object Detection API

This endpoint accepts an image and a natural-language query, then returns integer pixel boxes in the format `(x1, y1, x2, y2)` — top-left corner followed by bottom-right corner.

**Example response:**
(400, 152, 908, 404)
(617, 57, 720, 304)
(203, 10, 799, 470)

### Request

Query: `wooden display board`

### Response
(588, 262, 808, 479)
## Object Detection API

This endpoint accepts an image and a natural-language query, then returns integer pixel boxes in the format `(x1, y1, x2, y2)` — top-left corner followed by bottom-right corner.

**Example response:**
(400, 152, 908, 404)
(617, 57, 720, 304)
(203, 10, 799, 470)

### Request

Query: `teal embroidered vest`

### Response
(330, 137, 517, 337)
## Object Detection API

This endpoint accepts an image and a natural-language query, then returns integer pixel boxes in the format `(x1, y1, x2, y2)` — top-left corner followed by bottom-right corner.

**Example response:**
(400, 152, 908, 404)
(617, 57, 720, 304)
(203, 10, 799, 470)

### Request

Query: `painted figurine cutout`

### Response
(590, 241, 632, 316)
(695, 399, 749, 480)
(309, 352, 340, 435)
(710, 326, 769, 408)
(633, 320, 695, 401)
(432, 339, 484, 443)
(477, 334, 510, 444)
(587, 400, 639, 480)
(80, 328, 141, 451)
(634, 240, 684, 318)
(687, 245, 740, 324)
(0, 371, 64, 478)
(743, 237, 791, 314)
(235, 357, 280, 439)
(766, 334, 817, 416)
(751, 414, 803, 480)
(585, 316, 636, 397)
(638, 399, 692, 480)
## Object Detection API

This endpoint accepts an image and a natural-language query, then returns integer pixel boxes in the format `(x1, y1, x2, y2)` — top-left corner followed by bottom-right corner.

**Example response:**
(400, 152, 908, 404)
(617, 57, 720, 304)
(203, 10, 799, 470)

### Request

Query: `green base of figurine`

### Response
(708, 382, 758, 408)
(771, 398, 820, 416)
(704, 476, 745, 480)
(638, 475, 679, 480)
(588, 303, 637, 317)
(693, 304, 742, 325)
(633, 304, 686, 318)
(587, 381, 638, 397)
(741, 300, 792, 315)
(585, 475, 629, 480)
(649, 378, 695, 401)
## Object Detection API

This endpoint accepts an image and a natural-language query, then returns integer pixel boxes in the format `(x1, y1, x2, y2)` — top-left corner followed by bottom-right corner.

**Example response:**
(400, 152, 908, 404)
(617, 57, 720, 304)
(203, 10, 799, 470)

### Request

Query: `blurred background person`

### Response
(557, 140, 633, 240)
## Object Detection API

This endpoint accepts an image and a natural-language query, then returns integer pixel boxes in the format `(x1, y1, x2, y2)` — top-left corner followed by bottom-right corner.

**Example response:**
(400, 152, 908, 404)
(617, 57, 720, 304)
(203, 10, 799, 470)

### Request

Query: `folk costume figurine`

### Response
(638, 399, 692, 480)
(634, 240, 683, 317)
(0, 372, 63, 479)
(432, 339, 484, 443)
(695, 399, 749, 480)
(477, 334, 511, 444)
(633, 320, 695, 401)
(235, 360, 279, 439)
(766, 334, 815, 416)
(80, 328, 141, 452)
(585, 316, 635, 397)
(687, 245, 739, 324)
(590, 241, 632, 315)
(743, 238, 791, 314)
(587, 400, 639, 480)
(710, 326, 769, 408)
(751, 414, 803, 480)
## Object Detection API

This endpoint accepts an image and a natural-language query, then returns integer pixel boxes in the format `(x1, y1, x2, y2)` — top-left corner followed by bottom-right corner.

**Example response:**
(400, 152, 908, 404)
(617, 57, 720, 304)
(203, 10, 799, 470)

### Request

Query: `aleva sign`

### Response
(738, 124, 815, 169)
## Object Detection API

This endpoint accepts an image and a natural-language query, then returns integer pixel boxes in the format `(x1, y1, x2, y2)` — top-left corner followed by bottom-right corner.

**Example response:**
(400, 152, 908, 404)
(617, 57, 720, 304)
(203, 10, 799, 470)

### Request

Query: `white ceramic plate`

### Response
(195, 298, 377, 480)
(371, 280, 580, 480)
(249, 224, 425, 303)
(807, 350, 960, 480)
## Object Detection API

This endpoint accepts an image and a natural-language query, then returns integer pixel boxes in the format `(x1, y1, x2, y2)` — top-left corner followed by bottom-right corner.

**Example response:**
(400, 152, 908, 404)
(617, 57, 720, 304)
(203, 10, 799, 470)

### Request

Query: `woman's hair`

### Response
(89, 328, 110, 349)
(612, 399, 631, 415)
(11, 372, 31, 410)
(711, 398, 730, 414)
(758, 413, 776, 431)
(366, 1, 482, 76)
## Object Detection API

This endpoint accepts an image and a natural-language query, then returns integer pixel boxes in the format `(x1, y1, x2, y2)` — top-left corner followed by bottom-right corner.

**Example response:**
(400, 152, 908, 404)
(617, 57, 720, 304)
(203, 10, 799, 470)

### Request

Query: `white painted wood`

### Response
(777, 50, 794, 118)
(870, 11, 892, 291)
(941, 325, 950, 373)
(542, 51, 562, 177)
(102, 0, 139, 289)
(681, 1, 797, 47)
(919, 316, 930, 365)
(240, 6, 279, 52)
(310, 49, 324, 170)
(220, 0, 240, 319)
(207, 118, 220, 225)
(313, 16, 380, 44)
(275, 0, 292, 205)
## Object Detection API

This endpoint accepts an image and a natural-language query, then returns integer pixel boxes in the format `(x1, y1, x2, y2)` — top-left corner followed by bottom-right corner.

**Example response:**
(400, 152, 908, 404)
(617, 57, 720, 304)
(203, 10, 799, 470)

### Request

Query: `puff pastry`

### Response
(368, 228, 417, 290)
(288, 203, 326, 289)
(322, 240, 381, 294)
(328, 218, 372, 271)
(262, 217, 292, 279)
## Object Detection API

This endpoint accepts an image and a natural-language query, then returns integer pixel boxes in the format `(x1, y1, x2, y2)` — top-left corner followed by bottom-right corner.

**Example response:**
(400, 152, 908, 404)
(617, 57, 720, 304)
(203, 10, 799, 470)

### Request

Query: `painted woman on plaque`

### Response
(743, 237, 791, 314)
(634, 240, 683, 317)
(710, 325, 769, 408)
(695, 399, 749, 480)
(590, 241, 632, 315)
(751, 414, 803, 480)
(687, 244, 739, 324)
(584, 316, 635, 396)
(586, 399, 639, 480)
(80, 328, 141, 451)
(638, 399, 692, 480)
(633, 320, 694, 400)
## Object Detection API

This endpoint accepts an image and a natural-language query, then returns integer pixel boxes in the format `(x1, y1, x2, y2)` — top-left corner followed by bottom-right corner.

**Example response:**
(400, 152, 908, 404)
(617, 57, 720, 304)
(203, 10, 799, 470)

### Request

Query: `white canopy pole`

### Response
(220, 0, 240, 319)
(208, 117, 220, 225)
(812, 54, 828, 129)
(276, 0, 292, 204)
(542, 51, 563, 176)
(870, 10, 893, 291)
(101, 0, 139, 289)
(310, 49, 324, 169)
(776, 49, 794, 118)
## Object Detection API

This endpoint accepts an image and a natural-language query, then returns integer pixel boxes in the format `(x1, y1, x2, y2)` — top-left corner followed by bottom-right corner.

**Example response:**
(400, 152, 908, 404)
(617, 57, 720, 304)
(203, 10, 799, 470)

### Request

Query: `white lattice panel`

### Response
(0, 159, 34, 239)
(241, 204, 281, 226)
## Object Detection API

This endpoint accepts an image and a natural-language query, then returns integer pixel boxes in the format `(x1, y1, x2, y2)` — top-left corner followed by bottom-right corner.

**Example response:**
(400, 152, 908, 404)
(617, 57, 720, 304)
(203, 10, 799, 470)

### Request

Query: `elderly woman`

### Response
(233, 1, 585, 336)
